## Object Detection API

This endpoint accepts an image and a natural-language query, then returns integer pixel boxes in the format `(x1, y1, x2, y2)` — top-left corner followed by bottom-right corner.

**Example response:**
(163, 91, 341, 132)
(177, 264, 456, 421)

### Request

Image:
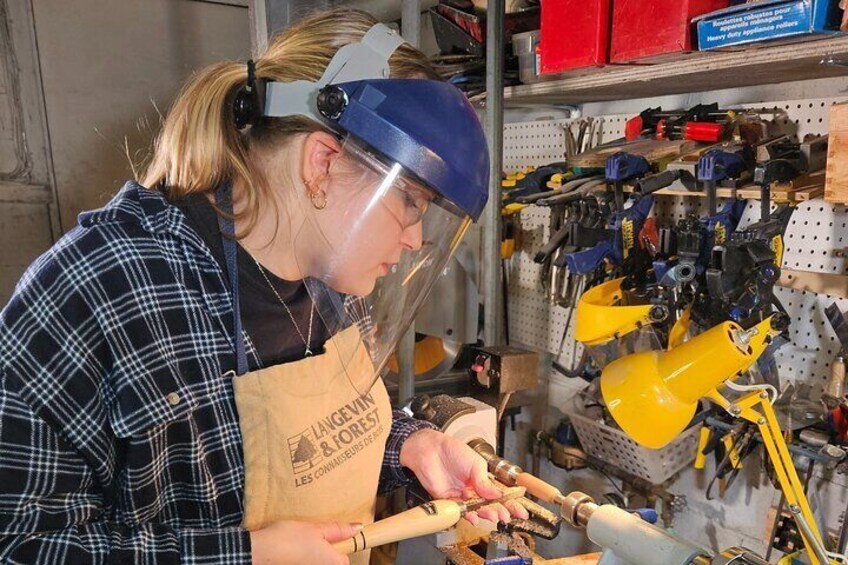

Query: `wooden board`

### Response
(503, 36, 848, 106)
(544, 555, 602, 565)
(440, 543, 600, 564)
(568, 139, 700, 169)
(544, 169, 826, 202)
(779, 268, 848, 299)
(826, 103, 848, 204)
(795, 186, 825, 201)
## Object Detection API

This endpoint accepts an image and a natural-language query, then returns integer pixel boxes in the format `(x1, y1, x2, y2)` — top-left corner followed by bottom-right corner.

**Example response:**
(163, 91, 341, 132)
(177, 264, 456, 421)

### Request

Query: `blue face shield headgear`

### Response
(250, 23, 489, 393)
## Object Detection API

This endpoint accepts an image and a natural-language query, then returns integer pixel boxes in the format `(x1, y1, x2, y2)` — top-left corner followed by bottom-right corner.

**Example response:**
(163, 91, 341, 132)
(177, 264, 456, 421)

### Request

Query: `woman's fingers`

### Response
(469, 463, 503, 500)
(505, 500, 530, 520)
(464, 510, 480, 526)
(475, 505, 500, 523)
(472, 503, 512, 524)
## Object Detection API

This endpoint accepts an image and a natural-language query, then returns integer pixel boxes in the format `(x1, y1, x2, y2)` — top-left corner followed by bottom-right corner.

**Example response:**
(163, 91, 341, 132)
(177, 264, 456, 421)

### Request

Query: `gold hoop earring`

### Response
(310, 188, 328, 210)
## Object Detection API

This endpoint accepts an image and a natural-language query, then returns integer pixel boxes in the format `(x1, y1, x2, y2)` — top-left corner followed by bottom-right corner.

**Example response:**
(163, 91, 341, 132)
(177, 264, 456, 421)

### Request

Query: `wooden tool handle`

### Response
(831, 356, 846, 397)
(332, 500, 463, 555)
(515, 472, 563, 504)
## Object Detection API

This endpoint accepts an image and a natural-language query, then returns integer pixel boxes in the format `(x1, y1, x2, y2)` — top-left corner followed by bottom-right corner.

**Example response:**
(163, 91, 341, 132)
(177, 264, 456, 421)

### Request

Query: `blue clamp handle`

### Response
(564, 240, 613, 275)
(610, 195, 654, 264)
(697, 149, 746, 183)
(701, 199, 746, 233)
(653, 259, 671, 282)
(606, 152, 651, 182)
(632, 508, 659, 524)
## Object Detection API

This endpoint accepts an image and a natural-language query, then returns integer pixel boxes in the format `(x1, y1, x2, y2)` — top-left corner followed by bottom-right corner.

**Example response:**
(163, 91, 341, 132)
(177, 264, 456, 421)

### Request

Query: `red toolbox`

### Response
(611, 0, 730, 63)
(540, 0, 612, 74)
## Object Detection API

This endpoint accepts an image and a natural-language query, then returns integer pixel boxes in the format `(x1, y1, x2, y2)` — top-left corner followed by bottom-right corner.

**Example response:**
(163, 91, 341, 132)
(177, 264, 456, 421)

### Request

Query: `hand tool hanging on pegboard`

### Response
(624, 103, 774, 145)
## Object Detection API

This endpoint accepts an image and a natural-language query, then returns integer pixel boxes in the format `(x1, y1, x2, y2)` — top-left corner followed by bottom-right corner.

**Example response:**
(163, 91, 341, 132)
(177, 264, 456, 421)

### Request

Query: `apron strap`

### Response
(215, 183, 249, 375)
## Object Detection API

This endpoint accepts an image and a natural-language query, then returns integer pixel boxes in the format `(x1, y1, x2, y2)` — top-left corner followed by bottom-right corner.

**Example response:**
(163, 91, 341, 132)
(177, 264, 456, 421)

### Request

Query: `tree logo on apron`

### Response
(289, 434, 321, 473)
(288, 391, 385, 487)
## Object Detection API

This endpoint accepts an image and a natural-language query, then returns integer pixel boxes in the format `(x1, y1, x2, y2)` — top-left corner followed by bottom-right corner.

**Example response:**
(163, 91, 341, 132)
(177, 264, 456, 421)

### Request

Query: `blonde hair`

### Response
(140, 8, 437, 234)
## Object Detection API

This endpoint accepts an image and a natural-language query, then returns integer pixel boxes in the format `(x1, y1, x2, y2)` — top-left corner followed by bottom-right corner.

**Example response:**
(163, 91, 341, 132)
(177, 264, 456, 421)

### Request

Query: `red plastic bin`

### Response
(540, 0, 612, 74)
(611, 0, 730, 63)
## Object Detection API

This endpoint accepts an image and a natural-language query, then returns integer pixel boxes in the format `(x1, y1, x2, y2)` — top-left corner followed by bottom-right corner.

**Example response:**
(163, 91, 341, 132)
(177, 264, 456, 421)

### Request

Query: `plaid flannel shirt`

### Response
(0, 181, 435, 564)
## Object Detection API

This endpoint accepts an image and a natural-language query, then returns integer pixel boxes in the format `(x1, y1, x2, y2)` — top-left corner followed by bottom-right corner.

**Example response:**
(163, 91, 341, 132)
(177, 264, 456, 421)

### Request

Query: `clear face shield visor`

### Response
(293, 135, 472, 395)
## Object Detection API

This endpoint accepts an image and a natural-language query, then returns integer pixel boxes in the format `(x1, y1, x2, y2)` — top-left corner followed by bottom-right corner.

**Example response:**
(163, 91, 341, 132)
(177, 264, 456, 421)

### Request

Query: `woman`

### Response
(0, 8, 526, 565)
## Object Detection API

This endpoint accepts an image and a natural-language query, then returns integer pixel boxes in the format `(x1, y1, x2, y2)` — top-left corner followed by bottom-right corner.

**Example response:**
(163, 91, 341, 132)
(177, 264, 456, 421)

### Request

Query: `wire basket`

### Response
(569, 411, 701, 484)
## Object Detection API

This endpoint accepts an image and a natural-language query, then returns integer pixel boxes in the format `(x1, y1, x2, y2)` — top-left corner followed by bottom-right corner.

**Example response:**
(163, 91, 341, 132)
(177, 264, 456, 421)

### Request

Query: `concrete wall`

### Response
(33, 0, 252, 228)
(0, 0, 251, 307)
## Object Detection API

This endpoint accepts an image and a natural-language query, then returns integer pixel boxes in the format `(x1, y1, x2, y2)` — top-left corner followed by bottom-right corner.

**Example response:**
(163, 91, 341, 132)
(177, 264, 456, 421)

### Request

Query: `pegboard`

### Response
(505, 95, 848, 391)
(503, 95, 848, 174)
(771, 200, 848, 387)
(507, 205, 584, 368)
(503, 115, 629, 171)
(782, 201, 848, 275)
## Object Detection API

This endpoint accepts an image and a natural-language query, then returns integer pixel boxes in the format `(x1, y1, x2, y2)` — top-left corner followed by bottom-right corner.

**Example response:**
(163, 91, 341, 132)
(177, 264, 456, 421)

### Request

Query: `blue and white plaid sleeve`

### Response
(0, 224, 251, 564)
(379, 410, 438, 493)
(0, 374, 251, 564)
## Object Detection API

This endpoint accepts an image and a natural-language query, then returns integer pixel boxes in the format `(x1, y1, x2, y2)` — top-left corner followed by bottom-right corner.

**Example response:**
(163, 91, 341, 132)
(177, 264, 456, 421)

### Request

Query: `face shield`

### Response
(255, 24, 489, 395)
(292, 136, 473, 394)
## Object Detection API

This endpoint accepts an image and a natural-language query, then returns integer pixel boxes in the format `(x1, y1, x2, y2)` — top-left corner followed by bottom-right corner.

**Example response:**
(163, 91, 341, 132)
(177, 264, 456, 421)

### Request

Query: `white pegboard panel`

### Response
(507, 205, 585, 368)
(502, 120, 568, 171)
(503, 94, 846, 174)
(502, 114, 629, 172)
(772, 285, 848, 387)
(782, 201, 848, 275)
(761, 96, 848, 139)
(504, 95, 848, 395)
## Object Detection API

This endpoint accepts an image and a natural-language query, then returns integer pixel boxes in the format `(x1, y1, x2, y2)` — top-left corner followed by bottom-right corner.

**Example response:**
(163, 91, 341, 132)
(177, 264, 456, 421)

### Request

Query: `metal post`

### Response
(397, 0, 421, 409)
(248, 0, 332, 55)
(401, 0, 421, 49)
(247, 0, 269, 55)
(483, 0, 505, 346)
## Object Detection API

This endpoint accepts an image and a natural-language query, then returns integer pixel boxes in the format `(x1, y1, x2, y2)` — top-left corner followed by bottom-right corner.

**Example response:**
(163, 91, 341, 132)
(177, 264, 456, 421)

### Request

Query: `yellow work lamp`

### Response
(594, 313, 835, 565)
(601, 317, 776, 450)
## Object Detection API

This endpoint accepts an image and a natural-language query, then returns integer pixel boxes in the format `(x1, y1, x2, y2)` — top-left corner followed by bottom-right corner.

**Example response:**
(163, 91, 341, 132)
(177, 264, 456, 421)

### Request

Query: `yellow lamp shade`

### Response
(601, 317, 779, 449)
(574, 278, 658, 346)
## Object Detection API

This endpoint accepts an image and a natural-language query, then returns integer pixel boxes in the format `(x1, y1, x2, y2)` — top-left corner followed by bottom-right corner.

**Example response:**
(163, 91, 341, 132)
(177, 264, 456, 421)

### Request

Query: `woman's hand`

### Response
(250, 520, 360, 565)
(399, 429, 529, 526)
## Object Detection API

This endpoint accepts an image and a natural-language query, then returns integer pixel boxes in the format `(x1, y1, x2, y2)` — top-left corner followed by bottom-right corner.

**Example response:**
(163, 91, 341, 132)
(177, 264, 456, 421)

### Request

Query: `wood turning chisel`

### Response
(332, 488, 525, 555)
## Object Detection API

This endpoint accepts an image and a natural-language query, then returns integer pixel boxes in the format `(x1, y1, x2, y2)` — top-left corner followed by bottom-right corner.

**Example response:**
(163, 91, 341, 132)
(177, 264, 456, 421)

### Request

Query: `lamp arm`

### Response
(728, 390, 829, 565)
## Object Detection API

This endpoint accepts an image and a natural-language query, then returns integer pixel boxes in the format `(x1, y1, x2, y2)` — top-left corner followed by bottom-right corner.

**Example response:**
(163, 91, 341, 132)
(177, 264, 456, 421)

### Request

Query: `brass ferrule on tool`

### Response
(468, 438, 523, 484)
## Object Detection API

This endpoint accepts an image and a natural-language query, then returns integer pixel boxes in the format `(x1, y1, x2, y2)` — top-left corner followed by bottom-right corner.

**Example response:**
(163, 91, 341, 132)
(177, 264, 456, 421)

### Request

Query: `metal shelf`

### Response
(504, 36, 848, 106)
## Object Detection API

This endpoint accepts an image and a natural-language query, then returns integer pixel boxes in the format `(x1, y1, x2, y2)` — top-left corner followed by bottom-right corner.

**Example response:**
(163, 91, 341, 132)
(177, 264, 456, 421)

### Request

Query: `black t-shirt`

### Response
(173, 193, 329, 368)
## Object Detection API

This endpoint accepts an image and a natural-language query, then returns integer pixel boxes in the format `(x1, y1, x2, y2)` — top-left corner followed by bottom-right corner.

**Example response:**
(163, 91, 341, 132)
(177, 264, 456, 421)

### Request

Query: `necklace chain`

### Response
(251, 256, 315, 357)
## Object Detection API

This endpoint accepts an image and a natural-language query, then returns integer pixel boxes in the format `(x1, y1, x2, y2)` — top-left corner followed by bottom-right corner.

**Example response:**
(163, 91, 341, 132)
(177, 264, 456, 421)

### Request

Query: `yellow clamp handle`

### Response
(722, 433, 743, 470)
(695, 427, 711, 470)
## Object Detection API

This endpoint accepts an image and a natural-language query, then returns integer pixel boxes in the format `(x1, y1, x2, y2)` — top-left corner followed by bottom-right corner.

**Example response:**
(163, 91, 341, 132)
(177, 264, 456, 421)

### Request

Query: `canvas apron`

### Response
(216, 186, 391, 565)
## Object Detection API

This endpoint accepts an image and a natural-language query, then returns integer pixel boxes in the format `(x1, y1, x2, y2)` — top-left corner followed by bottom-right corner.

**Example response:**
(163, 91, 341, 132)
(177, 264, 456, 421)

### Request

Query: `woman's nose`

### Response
(400, 221, 423, 251)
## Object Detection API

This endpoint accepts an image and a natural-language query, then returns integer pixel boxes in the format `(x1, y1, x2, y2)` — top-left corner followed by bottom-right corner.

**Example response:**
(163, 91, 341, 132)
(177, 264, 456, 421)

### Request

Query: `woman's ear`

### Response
(301, 131, 342, 188)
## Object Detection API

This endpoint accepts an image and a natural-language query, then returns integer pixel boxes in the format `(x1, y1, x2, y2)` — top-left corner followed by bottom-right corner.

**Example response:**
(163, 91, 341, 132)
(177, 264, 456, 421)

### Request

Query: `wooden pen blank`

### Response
(514, 473, 563, 504)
